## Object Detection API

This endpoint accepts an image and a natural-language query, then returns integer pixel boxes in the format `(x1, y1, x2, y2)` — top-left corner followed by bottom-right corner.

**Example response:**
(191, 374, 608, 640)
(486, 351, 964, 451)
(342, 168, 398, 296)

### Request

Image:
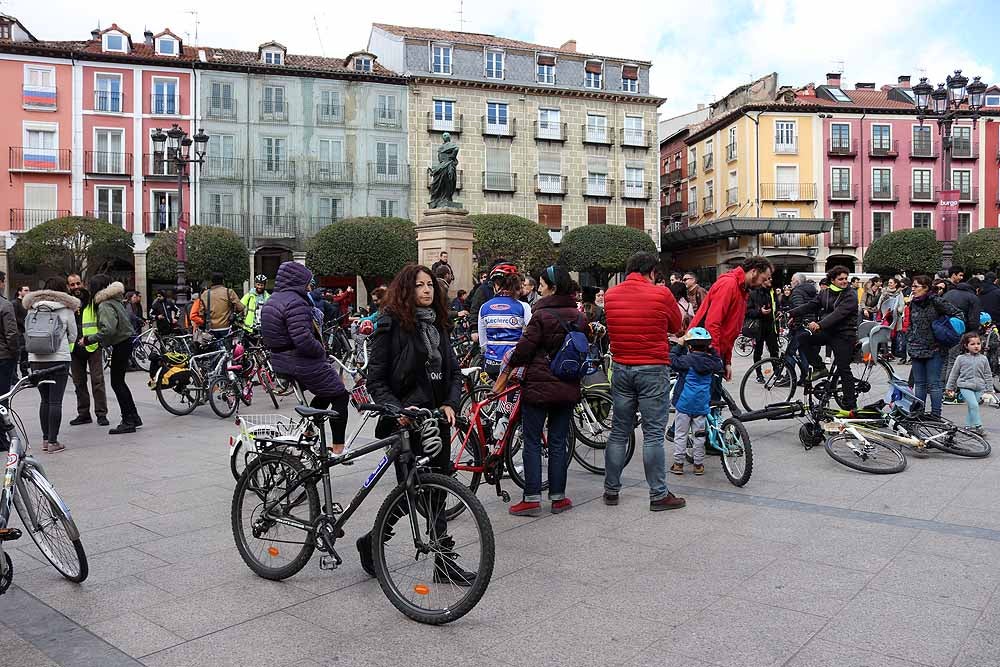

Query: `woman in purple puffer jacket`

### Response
(260, 261, 348, 452)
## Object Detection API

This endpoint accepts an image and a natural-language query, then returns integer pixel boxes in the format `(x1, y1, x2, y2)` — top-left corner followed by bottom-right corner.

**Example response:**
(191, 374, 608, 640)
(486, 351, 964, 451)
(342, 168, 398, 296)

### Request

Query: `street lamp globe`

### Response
(947, 69, 968, 105)
(150, 127, 167, 153)
(179, 136, 193, 160)
(931, 84, 949, 115)
(166, 123, 185, 152)
(967, 76, 987, 110)
(192, 128, 209, 159)
(912, 77, 933, 113)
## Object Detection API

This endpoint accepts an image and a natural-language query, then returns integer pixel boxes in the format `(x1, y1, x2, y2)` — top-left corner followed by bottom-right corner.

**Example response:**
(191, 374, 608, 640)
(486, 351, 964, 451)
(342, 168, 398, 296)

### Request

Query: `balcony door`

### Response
(94, 129, 124, 173)
(775, 121, 796, 152)
(486, 147, 512, 190)
(376, 142, 399, 177)
(209, 81, 234, 117)
(263, 137, 284, 173)
(152, 78, 177, 114)
(151, 191, 180, 231)
(207, 193, 234, 229)
(95, 186, 125, 227)
(207, 134, 235, 177)
(25, 127, 57, 169)
(95, 74, 121, 112)
(775, 165, 797, 199)
(586, 114, 607, 143)
(319, 139, 343, 179)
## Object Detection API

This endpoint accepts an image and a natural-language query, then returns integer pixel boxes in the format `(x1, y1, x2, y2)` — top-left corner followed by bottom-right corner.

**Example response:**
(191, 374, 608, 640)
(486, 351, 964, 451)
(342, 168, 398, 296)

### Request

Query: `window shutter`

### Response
(537, 55, 556, 66)
(587, 156, 608, 174)
(622, 65, 638, 80)
(538, 152, 561, 175)
(486, 147, 510, 174)
(587, 206, 607, 225)
(625, 207, 644, 230)
(538, 204, 562, 230)
(585, 61, 602, 74)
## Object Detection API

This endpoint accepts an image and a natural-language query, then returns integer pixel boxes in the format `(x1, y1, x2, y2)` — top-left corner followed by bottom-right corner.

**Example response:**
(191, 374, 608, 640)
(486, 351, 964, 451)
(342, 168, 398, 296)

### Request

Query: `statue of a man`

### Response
(429, 133, 461, 209)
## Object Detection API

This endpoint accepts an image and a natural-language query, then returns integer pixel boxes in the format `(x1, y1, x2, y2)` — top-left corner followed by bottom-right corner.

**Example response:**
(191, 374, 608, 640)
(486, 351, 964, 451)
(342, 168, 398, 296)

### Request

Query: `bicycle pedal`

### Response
(0, 528, 21, 542)
(319, 552, 342, 570)
(500, 490, 510, 503)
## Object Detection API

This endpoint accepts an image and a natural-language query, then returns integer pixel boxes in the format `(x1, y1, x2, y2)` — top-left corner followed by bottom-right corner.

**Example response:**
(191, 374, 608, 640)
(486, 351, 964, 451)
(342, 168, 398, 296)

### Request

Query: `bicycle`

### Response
(676, 375, 753, 486)
(0, 369, 88, 594)
(154, 337, 232, 416)
(232, 402, 494, 624)
(569, 384, 636, 474)
(733, 333, 755, 358)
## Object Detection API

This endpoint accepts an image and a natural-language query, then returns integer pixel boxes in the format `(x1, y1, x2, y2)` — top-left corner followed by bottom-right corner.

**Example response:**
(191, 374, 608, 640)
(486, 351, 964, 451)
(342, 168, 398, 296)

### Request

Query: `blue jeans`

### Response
(520, 403, 571, 502)
(959, 388, 984, 427)
(911, 353, 945, 416)
(604, 363, 670, 501)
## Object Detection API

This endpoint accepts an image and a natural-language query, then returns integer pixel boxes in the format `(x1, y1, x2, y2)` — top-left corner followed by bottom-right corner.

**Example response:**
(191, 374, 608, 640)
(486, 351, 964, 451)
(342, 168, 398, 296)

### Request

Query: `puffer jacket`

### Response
(23, 289, 79, 362)
(906, 294, 961, 359)
(605, 273, 682, 366)
(507, 294, 589, 405)
(943, 282, 981, 335)
(689, 267, 750, 365)
(979, 282, 1000, 324)
(788, 281, 817, 330)
(260, 262, 345, 398)
(790, 286, 859, 338)
(671, 347, 724, 416)
(88, 282, 132, 348)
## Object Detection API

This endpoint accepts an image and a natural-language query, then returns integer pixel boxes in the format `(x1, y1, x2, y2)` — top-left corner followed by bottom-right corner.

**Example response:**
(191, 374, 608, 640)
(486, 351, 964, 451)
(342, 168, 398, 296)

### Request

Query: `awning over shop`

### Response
(662, 216, 834, 250)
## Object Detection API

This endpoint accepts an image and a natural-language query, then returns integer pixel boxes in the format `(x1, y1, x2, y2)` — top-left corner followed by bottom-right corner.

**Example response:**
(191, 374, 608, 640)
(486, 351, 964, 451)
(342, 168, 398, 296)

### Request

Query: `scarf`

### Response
(415, 307, 443, 381)
(829, 284, 844, 293)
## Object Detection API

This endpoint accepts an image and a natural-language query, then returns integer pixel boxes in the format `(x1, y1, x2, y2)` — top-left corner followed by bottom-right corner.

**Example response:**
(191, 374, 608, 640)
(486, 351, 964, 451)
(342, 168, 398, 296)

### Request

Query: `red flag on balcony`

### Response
(937, 190, 959, 241)
(177, 212, 189, 261)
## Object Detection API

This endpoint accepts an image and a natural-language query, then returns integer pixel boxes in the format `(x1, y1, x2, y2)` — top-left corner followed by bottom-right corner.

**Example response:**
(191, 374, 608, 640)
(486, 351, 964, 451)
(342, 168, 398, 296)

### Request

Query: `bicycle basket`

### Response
(884, 379, 924, 418)
(349, 379, 372, 411)
(235, 414, 308, 438)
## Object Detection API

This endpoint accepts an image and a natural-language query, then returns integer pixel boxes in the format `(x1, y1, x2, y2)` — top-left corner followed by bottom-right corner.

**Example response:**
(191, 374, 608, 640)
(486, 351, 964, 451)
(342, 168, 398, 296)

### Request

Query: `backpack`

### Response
(25, 304, 64, 354)
(932, 315, 965, 348)
(548, 315, 590, 382)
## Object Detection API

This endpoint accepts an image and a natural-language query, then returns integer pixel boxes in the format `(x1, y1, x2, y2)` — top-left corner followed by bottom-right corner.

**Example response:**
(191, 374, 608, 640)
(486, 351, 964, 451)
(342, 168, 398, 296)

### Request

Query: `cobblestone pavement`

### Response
(2, 356, 1000, 667)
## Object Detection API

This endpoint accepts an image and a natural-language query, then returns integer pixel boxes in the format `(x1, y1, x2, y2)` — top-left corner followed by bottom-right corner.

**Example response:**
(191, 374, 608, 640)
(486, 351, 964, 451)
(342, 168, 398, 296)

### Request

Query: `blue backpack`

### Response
(932, 315, 965, 348)
(548, 315, 590, 381)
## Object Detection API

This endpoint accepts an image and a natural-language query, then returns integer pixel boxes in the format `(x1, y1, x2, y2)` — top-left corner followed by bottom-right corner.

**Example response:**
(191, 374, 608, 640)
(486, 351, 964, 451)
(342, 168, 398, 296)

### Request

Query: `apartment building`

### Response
(368, 24, 662, 242)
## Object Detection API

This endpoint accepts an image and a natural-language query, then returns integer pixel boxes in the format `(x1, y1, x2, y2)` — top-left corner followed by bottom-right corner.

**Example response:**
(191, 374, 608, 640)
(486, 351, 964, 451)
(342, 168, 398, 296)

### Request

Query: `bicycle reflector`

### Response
(413, 584, 430, 595)
(267, 547, 280, 557)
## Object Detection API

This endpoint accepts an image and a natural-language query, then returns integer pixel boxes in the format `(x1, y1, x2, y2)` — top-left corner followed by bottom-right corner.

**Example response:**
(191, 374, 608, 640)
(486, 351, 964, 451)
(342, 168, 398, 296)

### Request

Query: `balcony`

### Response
(142, 211, 180, 233)
(582, 124, 613, 146)
(483, 172, 516, 193)
(910, 139, 937, 159)
(23, 84, 56, 110)
(869, 184, 899, 202)
(306, 217, 341, 237)
(687, 161, 696, 176)
(85, 210, 132, 229)
(252, 159, 296, 184)
(951, 138, 978, 159)
(427, 112, 463, 134)
(621, 181, 651, 200)
(9, 147, 71, 173)
(726, 142, 737, 161)
(828, 228, 855, 248)
(582, 177, 614, 198)
(774, 139, 798, 154)
(201, 157, 245, 181)
(249, 215, 299, 240)
(686, 201, 697, 216)
(93, 91, 122, 113)
(205, 97, 237, 121)
(667, 201, 685, 216)
(259, 101, 288, 123)
(426, 168, 464, 192)
(9, 208, 70, 232)
(826, 138, 858, 157)
(535, 121, 567, 142)
(309, 161, 352, 185)
(143, 154, 186, 180)
(726, 187, 738, 206)
(150, 93, 180, 116)
(367, 162, 409, 187)
(759, 182, 817, 201)
(84, 151, 132, 176)
(703, 154, 714, 172)
(481, 116, 516, 138)
(868, 139, 899, 158)
(667, 168, 682, 184)
(909, 186, 936, 203)
(760, 232, 818, 248)
(937, 186, 978, 203)
(620, 128, 651, 149)
(201, 212, 246, 235)
(316, 104, 344, 126)
(374, 107, 401, 129)
(535, 174, 567, 196)
(703, 194, 714, 213)
(828, 183, 858, 201)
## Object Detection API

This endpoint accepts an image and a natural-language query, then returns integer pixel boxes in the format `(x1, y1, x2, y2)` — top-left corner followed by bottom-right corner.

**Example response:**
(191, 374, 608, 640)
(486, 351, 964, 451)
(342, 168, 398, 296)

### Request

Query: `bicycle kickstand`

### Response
(495, 480, 510, 503)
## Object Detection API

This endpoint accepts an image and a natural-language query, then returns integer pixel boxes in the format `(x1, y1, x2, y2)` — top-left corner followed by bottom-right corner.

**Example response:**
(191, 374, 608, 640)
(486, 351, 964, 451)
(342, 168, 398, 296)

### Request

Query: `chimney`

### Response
(898, 75, 911, 88)
(560, 39, 576, 52)
(144, 29, 154, 47)
(91, 28, 101, 40)
(826, 72, 841, 87)
(856, 82, 875, 89)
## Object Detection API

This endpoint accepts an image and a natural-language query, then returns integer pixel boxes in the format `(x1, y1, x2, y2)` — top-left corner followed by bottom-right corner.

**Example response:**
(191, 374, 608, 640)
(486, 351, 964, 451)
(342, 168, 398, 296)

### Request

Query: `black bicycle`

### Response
(231, 403, 495, 624)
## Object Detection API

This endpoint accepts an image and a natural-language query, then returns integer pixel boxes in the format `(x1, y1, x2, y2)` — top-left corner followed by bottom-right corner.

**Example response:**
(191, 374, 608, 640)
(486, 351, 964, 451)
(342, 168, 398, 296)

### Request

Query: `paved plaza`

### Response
(2, 356, 1000, 667)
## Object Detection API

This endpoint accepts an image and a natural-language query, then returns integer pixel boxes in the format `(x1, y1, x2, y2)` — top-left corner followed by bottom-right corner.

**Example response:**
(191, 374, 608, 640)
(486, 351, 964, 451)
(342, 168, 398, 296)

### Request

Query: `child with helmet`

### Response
(669, 327, 724, 476)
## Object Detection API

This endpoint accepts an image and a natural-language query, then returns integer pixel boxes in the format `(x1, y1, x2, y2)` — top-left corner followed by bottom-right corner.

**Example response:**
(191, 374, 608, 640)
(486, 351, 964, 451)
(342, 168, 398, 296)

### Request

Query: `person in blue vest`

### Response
(477, 264, 531, 379)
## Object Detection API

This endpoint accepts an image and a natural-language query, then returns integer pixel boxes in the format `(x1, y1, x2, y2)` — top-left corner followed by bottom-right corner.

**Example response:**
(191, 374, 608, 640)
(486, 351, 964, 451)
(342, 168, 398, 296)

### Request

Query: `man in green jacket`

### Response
(240, 275, 271, 330)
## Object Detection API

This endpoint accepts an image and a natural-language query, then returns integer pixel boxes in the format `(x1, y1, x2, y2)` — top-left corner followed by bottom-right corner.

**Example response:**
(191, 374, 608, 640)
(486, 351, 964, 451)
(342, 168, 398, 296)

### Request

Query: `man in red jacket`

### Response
(689, 256, 774, 381)
(603, 251, 686, 511)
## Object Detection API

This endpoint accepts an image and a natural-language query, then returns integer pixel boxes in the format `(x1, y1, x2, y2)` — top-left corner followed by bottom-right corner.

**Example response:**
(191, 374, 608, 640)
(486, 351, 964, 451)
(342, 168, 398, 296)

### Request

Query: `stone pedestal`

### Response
(417, 208, 475, 295)
(132, 250, 147, 300)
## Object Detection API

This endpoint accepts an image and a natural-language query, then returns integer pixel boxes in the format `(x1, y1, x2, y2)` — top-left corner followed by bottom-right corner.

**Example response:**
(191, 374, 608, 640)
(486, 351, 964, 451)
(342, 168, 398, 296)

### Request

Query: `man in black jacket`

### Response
(980, 272, 1000, 324)
(776, 273, 817, 386)
(747, 278, 780, 382)
(942, 265, 982, 393)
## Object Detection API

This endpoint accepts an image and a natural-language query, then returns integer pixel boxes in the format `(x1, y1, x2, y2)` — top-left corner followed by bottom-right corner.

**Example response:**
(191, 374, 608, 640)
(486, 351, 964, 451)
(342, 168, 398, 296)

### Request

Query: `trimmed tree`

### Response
(306, 217, 418, 292)
(953, 228, 1000, 273)
(146, 226, 249, 287)
(468, 214, 557, 275)
(862, 228, 942, 276)
(9, 215, 134, 279)
(558, 225, 657, 287)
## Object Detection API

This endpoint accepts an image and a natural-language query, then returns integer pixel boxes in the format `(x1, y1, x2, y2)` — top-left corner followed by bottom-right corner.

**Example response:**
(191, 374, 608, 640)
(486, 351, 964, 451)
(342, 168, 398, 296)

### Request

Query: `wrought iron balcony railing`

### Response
(9, 147, 71, 172)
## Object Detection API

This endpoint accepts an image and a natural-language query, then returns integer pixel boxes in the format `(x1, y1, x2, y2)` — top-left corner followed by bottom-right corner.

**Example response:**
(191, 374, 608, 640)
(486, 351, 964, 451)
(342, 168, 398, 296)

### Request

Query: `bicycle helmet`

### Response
(357, 320, 375, 336)
(254, 274, 268, 284)
(489, 264, 519, 282)
(981, 312, 993, 326)
(685, 327, 712, 341)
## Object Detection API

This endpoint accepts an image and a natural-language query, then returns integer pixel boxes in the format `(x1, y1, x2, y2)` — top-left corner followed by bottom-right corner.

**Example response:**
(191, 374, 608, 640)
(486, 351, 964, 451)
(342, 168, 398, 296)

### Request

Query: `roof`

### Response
(33, 38, 202, 62)
(0, 13, 37, 42)
(99, 23, 132, 38)
(206, 47, 399, 77)
(372, 23, 651, 65)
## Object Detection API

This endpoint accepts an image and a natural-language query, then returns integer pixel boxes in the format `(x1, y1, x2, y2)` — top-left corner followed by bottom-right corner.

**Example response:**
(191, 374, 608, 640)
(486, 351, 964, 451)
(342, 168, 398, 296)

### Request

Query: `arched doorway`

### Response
(254, 246, 293, 288)
(825, 254, 857, 273)
(763, 254, 815, 288)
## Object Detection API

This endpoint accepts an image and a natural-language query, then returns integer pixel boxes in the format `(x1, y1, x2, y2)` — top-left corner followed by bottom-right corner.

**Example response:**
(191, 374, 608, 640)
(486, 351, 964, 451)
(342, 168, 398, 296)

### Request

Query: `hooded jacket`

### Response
(23, 289, 80, 362)
(507, 294, 589, 405)
(671, 347, 725, 416)
(689, 267, 751, 365)
(943, 282, 982, 335)
(979, 282, 1000, 324)
(790, 285, 859, 338)
(260, 262, 346, 398)
(87, 282, 133, 348)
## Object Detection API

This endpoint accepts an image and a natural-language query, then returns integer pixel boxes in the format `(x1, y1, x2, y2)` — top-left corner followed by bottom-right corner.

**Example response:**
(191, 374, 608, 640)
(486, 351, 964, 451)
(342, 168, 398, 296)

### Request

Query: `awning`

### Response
(662, 216, 834, 250)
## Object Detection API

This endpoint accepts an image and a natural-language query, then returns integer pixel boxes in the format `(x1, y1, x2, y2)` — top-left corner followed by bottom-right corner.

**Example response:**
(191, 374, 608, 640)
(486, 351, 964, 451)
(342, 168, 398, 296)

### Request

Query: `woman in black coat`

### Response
(906, 274, 961, 416)
(359, 263, 472, 584)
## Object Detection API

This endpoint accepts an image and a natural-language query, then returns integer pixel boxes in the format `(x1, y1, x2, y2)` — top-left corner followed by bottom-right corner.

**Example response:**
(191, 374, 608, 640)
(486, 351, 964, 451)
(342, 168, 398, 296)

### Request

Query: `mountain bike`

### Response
(0, 369, 88, 594)
(154, 339, 231, 416)
(569, 384, 636, 474)
(232, 403, 494, 624)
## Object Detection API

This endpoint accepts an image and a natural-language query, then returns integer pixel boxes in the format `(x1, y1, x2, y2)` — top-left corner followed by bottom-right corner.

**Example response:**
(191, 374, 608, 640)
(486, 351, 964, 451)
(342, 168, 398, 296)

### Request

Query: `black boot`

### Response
(356, 533, 376, 577)
(109, 421, 136, 435)
(432, 536, 476, 586)
(129, 413, 143, 428)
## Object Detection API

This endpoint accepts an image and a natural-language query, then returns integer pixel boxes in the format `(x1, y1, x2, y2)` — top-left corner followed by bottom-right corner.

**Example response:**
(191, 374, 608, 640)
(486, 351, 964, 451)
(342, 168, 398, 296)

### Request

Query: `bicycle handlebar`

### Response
(356, 404, 440, 421)
(0, 367, 61, 405)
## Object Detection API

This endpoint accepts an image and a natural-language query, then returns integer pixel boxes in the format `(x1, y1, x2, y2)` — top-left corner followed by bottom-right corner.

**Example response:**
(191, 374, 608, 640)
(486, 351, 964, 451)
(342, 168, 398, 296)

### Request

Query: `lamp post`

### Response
(911, 71, 988, 268)
(150, 124, 208, 306)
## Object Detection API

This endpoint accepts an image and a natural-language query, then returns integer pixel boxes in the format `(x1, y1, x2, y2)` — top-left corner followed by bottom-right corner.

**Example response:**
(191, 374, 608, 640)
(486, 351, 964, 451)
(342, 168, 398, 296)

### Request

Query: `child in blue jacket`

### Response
(670, 327, 724, 475)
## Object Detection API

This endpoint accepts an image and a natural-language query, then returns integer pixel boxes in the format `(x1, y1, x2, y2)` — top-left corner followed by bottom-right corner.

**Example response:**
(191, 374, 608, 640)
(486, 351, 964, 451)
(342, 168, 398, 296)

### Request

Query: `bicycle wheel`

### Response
(458, 385, 492, 422)
(824, 433, 906, 474)
(209, 377, 240, 419)
(13, 465, 88, 583)
(739, 358, 796, 412)
(156, 377, 202, 416)
(232, 453, 319, 580)
(132, 342, 154, 372)
(907, 419, 991, 458)
(372, 472, 494, 625)
(831, 360, 886, 411)
(257, 367, 280, 410)
(571, 390, 635, 474)
(447, 421, 484, 520)
(504, 414, 573, 490)
(718, 417, 753, 487)
(734, 335, 754, 357)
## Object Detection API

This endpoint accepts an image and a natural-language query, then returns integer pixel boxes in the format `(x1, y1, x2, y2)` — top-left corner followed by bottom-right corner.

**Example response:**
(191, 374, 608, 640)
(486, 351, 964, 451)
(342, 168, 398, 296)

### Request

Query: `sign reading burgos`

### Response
(937, 190, 959, 241)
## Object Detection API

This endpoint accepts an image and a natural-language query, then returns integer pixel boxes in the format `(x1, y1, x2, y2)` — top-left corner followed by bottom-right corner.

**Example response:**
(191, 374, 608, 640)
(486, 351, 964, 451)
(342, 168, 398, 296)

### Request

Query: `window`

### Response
(207, 193, 234, 225)
(376, 94, 397, 126)
(688, 186, 697, 214)
(538, 204, 562, 230)
(150, 129, 178, 176)
(586, 114, 607, 143)
(912, 125, 932, 155)
(622, 65, 638, 93)
(151, 191, 180, 231)
(353, 57, 372, 72)
(831, 167, 851, 197)
(727, 127, 737, 160)
(207, 134, 235, 177)
(208, 81, 234, 118)
(317, 197, 342, 222)
(94, 73, 121, 112)
(319, 90, 341, 122)
(23, 127, 57, 170)
(703, 139, 714, 171)
(538, 108, 561, 139)
(912, 169, 932, 199)
(587, 206, 606, 225)
(958, 212, 971, 239)
(584, 61, 602, 89)
(263, 137, 285, 172)
(262, 85, 285, 117)
(872, 168, 892, 198)
(871, 124, 892, 152)
(0, 22, 10, 40)
(688, 147, 697, 173)
(624, 166, 644, 198)
(775, 210, 799, 219)
(318, 139, 344, 180)
(94, 129, 124, 173)
(485, 147, 513, 190)
(873, 211, 891, 238)
(586, 156, 609, 196)
(831, 123, 851, 150)
(377, 199, 398, 217)
(831, 211, 851, 245)
(537, 153, 562, 194)
(95, 187, 125, 227)
(157, 38, 177, 56)
(431, 44, 452, 74)
(375, 142, 399, 176)
(152, 78, 178, 115)
(913, 212, 931, 229)
(486, 102, 508, 133)
(952, 169, 971, 198)
(727, 170, 738, 205)
(536, 55, 555, 84)
(828, 87, 852, 102)
(775, 165, 798, 199)
(23, 66, 55, 110)
(623, 116, 644, 146)
(433, 99, 455, 130)
(263, 50, 282, 65)
(953, 126, 972, 157)
(625, 208, 644, 230)
(103, 33, 125, 52)
(263, 195, 285, 223)
(485, 50, 504, 79)
(775, 121, 796, 153)
(985, 94, 1000, 107)
(705, 180, 715, 208)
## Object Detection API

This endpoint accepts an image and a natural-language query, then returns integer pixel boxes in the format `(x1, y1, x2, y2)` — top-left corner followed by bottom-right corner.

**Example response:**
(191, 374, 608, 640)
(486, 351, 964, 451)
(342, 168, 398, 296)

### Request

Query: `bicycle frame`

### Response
(452, 385, 522, 478)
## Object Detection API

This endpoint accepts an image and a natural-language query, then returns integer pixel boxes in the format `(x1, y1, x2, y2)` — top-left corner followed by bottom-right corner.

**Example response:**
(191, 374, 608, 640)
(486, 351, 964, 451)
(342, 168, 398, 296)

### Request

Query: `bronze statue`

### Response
(428, 132, 461, 209)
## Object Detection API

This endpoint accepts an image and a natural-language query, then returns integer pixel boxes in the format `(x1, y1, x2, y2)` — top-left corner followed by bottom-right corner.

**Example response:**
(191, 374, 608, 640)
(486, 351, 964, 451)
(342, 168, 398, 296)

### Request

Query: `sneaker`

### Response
(754, 375, 766, 384)
(669, 462, 684, 475)
(69, 416, 92, 426)
(693, 464, 705, 476)
(41, 440, 49, 453)
(47, 441, 65, 454)
(943, 396, 962, 405)
(356, 533, 376, 577)
(109, 422, 136, 435)
(650, 492, 686, 512)
(97, 416, 110, 427)
(970, 425, 986, 436)
(551, 498, 573, 514)
(508, 500, 542, 517)
(602, 492, 619, 506)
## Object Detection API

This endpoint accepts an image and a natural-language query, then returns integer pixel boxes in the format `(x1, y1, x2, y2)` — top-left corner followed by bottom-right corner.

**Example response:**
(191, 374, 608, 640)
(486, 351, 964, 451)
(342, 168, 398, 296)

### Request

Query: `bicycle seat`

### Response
(294, 405, 342, 420)
(460, 367, 482, 378)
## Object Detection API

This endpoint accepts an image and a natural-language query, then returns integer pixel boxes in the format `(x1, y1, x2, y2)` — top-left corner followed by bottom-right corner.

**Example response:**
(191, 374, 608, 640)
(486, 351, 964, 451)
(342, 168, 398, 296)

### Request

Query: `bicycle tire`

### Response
(155, 378, 201, 416)
(371, 472, 494, 625)
(447, 421, 484, 520)
(824, 433, 906, 474)
(458, 385, 492, 422)
(504, 413, 573, 490)
(232, 453, 319, 580)
(209, 377, 239, 419)
(13, 465, 88, 583)
(571, 390, 635, 474)
(132, 342, 154, 372)
(739, 358, 796, 412)
(734, 335, 754, 357)
(719, 417, 753, 487)
(259, 368, 280, 410)
(907, 419, 991, 458)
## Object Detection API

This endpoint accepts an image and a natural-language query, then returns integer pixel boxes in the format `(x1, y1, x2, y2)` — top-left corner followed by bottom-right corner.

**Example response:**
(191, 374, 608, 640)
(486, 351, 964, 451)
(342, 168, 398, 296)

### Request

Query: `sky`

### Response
(9, 0, 1000, 118)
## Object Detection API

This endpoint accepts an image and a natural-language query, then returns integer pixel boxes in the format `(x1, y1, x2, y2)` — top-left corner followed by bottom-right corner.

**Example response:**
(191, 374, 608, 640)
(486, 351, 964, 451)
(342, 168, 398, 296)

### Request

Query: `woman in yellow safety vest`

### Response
(240, 275, 271, 330)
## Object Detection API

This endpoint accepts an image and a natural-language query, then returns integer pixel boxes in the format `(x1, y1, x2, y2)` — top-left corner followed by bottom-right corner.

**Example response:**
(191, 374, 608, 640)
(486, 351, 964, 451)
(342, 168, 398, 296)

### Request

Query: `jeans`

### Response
(959, 388, 984, 427)
(784, 329, 810, 380)
(893, 331, 907, 361)
(604, 363, 670, 501)
(911, 353, 945, 416)
(673, 412, 706, 465)
(109, 340, 138, 421)
(31, 361, 69, 443)
(0, 358, 16, 397)
(520, 402, 572, 502)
